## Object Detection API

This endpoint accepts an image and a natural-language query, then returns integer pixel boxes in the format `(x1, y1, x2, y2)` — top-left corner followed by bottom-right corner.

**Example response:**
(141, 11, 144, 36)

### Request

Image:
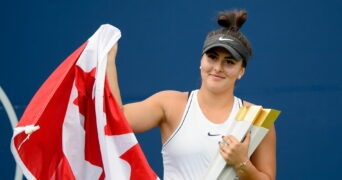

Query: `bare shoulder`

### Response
(152, 90, 190, 116)
(151, 90, 189, 105)
(123, 90, 189, 133)
(154, 90, 190, 141)
(142, 90, 190, 116)
(126, 90, 189, 111)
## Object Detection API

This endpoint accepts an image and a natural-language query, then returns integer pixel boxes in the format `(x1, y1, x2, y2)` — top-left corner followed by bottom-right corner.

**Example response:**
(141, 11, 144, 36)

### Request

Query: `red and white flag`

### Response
(10, 24, 159, 180)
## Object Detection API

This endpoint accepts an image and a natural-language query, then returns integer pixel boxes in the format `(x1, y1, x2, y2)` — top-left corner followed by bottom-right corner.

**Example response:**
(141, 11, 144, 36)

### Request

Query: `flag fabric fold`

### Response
(11, 24, 158, 180)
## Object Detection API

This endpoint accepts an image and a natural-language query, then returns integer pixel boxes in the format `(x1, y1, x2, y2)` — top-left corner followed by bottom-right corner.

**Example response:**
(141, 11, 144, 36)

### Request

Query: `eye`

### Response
(225, 59, 236, 65)
(207, 53, 218, 60)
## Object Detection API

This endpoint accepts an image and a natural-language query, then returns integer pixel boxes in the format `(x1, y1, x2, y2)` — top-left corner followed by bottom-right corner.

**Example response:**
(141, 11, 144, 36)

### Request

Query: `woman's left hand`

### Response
(219, 132, 251, 168)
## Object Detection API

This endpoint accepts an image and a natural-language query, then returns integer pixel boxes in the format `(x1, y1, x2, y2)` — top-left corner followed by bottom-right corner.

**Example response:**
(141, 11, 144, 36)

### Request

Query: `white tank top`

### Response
(162, 90, 243, 180)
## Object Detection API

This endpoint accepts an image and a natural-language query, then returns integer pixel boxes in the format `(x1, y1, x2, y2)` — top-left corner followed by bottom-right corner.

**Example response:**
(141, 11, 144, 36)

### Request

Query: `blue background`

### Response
(1, 0, 342, 179)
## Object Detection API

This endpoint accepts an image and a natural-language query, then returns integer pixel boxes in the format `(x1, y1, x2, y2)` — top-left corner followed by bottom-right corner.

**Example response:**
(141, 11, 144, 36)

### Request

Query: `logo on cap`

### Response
(219, 36, 234, 41)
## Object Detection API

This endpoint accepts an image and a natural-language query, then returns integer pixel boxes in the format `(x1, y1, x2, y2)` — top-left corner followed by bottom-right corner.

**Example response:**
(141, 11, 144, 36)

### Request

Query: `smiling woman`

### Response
(200, 47, 245, 94)
(106, 9, 277, 180)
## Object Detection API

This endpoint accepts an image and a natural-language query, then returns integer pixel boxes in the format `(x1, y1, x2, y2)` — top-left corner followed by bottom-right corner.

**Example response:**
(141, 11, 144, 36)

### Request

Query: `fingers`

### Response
(219, 134, 250, 156)
(223, 132, 251, 146)
(219, 136, 233, 155)
(220, 139, 229, 147)
(220, 135, 250, 167)
(222, 135, 238, 145)
(219, 140, 229, 161)
(219, 137, 235, 165)
(219, 138, 227, 152)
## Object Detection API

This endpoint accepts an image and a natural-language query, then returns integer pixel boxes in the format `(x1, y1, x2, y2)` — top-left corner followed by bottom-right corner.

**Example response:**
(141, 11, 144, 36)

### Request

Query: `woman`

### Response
(107, 9, 276, 180)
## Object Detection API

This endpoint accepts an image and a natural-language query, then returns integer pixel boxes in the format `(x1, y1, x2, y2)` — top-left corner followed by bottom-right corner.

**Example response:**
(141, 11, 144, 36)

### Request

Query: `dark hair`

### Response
(206, 10, 252, 67)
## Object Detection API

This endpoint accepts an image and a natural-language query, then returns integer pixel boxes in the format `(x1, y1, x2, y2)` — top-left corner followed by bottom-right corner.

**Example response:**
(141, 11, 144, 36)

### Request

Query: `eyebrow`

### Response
(224, 55, 234, 59)
(207, 49, 235, 59)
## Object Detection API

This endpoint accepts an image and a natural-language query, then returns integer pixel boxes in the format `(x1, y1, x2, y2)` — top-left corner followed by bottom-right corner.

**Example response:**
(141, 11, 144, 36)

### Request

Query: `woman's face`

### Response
(200, 47, 245, 93)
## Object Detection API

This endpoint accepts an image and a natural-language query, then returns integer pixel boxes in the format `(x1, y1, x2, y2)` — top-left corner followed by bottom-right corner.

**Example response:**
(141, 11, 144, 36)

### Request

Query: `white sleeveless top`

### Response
(162, 90, 243, 180)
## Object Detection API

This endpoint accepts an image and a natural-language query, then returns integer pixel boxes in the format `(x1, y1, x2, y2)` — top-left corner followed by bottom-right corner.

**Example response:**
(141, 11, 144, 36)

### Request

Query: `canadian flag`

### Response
(10, 24, 159, 180)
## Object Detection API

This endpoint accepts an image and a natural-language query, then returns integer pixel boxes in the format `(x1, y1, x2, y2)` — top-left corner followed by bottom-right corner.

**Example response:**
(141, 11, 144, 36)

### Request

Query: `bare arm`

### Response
(246, 125, 277, 180)
(106, 44, 122, 107)
(123, 92, 166, 133)
(106, 44, 165, 133)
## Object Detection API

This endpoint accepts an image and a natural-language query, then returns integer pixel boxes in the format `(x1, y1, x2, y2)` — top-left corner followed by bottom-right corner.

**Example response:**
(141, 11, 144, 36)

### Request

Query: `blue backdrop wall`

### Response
(1, 0, 341, 179)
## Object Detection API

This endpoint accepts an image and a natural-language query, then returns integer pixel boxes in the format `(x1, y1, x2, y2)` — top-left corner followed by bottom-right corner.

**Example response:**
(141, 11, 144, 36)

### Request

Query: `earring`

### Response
(238, 75, 242, 79)
(199, 66, 202, 69)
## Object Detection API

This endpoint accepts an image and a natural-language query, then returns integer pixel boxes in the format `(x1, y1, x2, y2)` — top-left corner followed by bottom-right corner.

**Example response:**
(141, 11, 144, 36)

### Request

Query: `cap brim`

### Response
(202, 44, 243, 61)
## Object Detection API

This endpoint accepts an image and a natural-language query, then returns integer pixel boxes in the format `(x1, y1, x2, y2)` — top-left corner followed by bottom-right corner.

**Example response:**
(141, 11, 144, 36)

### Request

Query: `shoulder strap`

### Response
(238, 98, 244, 107)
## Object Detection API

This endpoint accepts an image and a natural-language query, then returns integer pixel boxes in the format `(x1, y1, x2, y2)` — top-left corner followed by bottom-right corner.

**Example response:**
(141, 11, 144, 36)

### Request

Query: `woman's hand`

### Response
(219, 129, 276, 180)
(219, 132, 251, 169)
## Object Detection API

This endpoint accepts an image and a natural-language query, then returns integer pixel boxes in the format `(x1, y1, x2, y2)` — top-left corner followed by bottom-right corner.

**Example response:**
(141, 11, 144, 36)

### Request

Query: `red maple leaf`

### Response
(73, 65, 105, 179)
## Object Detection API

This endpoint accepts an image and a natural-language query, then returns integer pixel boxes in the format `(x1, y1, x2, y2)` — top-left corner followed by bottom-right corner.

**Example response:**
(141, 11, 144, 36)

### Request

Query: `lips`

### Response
(209, 74, 225, 79)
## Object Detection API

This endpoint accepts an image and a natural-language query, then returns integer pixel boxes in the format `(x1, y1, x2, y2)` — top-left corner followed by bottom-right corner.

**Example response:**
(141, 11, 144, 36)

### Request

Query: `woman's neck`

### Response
(197, 87, 235, 123)
(197, 87, 235, 109)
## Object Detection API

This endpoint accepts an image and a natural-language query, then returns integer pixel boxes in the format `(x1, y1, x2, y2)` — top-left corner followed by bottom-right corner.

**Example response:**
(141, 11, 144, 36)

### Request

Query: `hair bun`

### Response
(217, 10, 247, 31)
